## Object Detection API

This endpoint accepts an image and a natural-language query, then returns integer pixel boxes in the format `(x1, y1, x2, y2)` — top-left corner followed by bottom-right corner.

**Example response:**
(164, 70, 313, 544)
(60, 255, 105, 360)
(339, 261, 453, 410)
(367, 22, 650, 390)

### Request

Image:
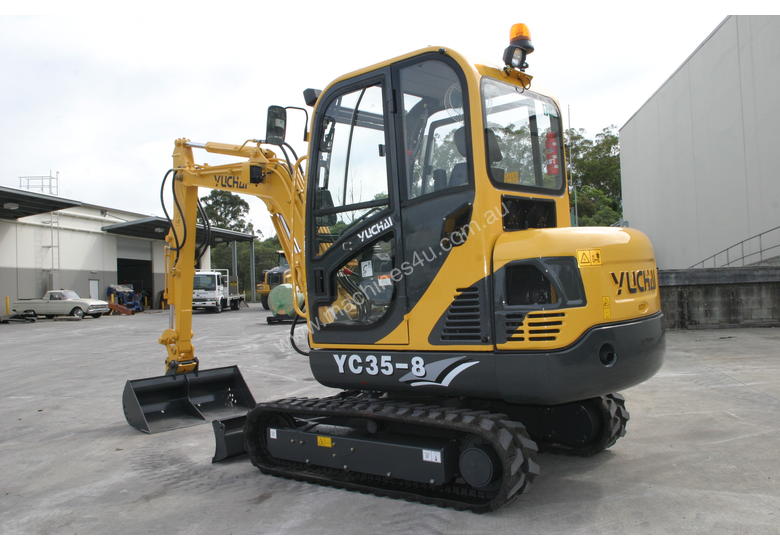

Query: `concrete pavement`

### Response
(0, 306, 778, 534)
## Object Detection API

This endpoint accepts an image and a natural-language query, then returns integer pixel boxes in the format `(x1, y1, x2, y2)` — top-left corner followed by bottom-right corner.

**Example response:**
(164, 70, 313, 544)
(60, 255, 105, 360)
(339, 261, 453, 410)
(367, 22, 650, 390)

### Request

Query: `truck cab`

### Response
(193, 269, 244, 313)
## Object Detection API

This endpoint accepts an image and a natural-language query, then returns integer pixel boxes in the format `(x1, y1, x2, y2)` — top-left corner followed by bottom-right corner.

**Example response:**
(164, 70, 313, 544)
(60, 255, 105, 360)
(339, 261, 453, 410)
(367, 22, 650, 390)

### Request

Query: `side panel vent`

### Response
(505, 312, 525, 341)
(440, 286, 483, 342)
(526, 312, 565, 341)
(504, 312, 566, 343)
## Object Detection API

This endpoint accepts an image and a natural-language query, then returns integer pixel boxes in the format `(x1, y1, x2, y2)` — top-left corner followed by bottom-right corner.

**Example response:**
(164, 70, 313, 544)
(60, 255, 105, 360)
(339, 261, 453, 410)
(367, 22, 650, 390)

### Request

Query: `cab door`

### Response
(306, 69, 408, 346)
(391, 54, 484, 347)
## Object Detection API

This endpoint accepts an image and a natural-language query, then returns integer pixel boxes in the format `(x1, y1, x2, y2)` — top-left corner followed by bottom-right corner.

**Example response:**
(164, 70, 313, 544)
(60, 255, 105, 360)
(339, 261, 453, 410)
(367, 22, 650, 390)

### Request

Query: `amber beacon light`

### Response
(503, 23, 534, 71)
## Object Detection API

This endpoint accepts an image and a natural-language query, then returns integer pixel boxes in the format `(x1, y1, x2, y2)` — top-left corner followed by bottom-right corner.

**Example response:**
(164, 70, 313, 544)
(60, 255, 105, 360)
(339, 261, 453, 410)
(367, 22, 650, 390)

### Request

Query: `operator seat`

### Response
(449, 127, 504, 187)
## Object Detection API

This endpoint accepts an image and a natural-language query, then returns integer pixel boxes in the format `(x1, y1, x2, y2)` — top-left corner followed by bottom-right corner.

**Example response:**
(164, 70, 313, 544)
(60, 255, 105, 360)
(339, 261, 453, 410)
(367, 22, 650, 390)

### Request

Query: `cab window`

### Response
(194, 274, 216, 291)
(316, 236, 395, 327)
(314, 83, 390, 254)
(399, 59, 470, 200)
(481, 78, 564, 193)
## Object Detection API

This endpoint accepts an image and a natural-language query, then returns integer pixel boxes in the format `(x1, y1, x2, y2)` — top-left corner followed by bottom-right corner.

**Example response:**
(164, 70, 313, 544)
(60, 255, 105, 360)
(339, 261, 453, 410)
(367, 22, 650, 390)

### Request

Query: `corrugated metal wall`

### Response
(620, 16, 780, 269)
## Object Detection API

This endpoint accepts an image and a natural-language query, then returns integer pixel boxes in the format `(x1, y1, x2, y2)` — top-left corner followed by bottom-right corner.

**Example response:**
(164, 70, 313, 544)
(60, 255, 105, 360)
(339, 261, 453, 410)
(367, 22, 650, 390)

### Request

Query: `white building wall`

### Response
(620, 16, 780, 269)
(0, 221, 20, 299)
(0, 203, 165, 302)
(116, 237, 153, 261)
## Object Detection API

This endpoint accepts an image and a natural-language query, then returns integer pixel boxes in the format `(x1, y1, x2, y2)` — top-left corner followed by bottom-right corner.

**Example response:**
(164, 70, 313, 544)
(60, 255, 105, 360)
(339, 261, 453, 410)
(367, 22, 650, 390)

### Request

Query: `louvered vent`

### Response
(505, 313, 525, 341)
(440, 287, 482, 342)
(506, 311, 565, 342)
(526, 312, 565, 341)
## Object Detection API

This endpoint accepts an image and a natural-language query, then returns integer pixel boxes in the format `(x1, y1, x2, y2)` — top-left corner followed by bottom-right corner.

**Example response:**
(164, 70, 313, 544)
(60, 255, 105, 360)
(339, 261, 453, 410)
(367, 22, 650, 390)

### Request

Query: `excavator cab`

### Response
(300, 48, 662, 401)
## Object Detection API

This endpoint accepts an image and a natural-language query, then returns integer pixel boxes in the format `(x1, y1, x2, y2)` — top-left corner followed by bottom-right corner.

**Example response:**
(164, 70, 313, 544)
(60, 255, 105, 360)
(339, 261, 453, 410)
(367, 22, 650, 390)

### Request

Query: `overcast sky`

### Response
(0, 2, 772, 238)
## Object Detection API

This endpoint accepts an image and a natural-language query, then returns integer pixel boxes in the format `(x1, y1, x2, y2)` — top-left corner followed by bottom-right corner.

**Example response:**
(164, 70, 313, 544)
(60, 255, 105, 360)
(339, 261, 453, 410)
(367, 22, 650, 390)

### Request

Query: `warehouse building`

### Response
(0, 185, 254, 305)
(620, 15, 780, 269)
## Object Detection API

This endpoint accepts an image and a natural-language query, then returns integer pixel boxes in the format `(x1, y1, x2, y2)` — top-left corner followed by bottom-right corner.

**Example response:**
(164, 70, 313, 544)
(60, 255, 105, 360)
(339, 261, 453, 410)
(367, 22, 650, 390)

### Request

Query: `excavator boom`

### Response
(123, 138, 308, 433)
(159, 139, 307, 372)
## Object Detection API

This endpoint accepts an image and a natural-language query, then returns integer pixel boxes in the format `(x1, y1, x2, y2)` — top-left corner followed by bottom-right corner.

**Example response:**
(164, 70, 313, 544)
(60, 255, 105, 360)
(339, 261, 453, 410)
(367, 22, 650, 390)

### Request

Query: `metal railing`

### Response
(689, 225, 780, 268)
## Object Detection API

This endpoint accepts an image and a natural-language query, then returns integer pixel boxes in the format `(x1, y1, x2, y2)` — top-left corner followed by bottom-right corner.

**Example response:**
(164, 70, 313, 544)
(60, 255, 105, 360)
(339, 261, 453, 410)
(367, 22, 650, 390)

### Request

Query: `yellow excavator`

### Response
(257, 250, 289, 310)
(122, 24, 664, 512)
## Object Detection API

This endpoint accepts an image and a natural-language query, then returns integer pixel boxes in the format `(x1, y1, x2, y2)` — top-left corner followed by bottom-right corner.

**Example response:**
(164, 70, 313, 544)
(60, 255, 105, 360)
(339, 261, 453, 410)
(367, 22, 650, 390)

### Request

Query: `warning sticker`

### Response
(577, 248, 602, 266)
(316, 436, 333, 448)
(269, 428, 277, 440)
(361, 260, 373, 278)
(602, 296, 611, 320)
(422, 449, 442, 463)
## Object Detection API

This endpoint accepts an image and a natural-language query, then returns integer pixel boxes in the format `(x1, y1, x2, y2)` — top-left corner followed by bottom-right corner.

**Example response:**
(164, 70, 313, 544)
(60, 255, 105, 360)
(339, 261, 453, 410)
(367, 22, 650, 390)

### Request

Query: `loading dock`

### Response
(102, 217, 257, 302)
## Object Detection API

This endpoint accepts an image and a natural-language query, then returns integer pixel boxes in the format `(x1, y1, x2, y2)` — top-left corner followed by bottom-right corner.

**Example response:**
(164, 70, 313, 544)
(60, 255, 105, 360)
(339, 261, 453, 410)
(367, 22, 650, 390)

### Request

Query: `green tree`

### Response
(207, 235, 284, 299)
(198, 189, 277, 299)
(254, 236, 283, 276)
(566, 126, 622, 226)
(200, 190, 253, 233)
(574, 186, 622, 226)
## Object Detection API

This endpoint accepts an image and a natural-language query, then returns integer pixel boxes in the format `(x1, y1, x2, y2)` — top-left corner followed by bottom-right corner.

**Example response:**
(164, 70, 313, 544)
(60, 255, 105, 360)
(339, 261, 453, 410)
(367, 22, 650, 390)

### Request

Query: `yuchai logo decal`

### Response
(398, 356, 479, 388)
(213, 175, 248, 189)
(356, 216, 393, 242)
(610, 269, 657, 296)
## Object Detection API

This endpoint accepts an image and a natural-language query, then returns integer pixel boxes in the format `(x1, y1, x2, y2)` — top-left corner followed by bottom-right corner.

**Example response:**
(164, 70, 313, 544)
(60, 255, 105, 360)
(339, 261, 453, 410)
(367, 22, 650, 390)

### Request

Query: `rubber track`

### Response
(244, 395, 540, 513)
(541, 393, 630, 457)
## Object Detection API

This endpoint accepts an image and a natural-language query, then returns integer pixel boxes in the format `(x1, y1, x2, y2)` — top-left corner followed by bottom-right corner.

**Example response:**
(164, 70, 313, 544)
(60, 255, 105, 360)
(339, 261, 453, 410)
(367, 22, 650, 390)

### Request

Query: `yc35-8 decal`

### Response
(332, 354, 479, 388)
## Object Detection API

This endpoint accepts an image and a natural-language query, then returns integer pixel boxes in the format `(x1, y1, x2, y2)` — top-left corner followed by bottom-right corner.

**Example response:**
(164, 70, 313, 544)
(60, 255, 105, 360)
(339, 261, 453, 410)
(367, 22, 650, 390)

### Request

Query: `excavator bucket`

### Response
(211, 415, 248, 462)
(123, 366, 256, 434)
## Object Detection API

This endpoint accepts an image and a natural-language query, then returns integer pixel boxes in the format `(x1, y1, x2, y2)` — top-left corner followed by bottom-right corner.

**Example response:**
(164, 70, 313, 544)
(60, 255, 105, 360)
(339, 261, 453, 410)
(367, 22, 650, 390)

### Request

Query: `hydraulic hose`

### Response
(160, 168, 187, 265)
(289, 314, 310, 357)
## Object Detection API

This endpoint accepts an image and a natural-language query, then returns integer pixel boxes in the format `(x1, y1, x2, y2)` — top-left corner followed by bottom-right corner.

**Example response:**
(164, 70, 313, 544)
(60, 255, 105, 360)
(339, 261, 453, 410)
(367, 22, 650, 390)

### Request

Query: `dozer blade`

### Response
(211, 415, 248, 462)
(123, 366, 256, 434)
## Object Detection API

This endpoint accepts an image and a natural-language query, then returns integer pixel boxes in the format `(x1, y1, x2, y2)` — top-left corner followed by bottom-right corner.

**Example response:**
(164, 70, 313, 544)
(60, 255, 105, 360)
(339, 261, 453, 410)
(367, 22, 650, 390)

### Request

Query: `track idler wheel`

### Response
(539, 393, 630, 456)
(459, 439, 501, 490)
(595, 392, 630, 453)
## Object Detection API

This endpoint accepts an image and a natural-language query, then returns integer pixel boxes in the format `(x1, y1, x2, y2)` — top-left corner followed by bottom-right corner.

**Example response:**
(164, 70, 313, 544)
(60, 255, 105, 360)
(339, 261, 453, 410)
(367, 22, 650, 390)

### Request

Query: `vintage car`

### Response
(11, 290, 110, 319)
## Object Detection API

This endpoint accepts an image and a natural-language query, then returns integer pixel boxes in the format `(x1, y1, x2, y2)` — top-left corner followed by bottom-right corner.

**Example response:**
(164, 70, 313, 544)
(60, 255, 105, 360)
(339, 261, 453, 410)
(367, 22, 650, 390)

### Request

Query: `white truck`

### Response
(12, 290, 110, 319)
(192, 269, 245, 313)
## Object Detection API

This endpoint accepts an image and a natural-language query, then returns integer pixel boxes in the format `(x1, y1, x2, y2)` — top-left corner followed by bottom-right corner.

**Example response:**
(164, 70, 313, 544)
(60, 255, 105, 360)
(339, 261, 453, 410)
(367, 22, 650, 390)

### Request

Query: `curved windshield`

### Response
(481, 78, 564, 193)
